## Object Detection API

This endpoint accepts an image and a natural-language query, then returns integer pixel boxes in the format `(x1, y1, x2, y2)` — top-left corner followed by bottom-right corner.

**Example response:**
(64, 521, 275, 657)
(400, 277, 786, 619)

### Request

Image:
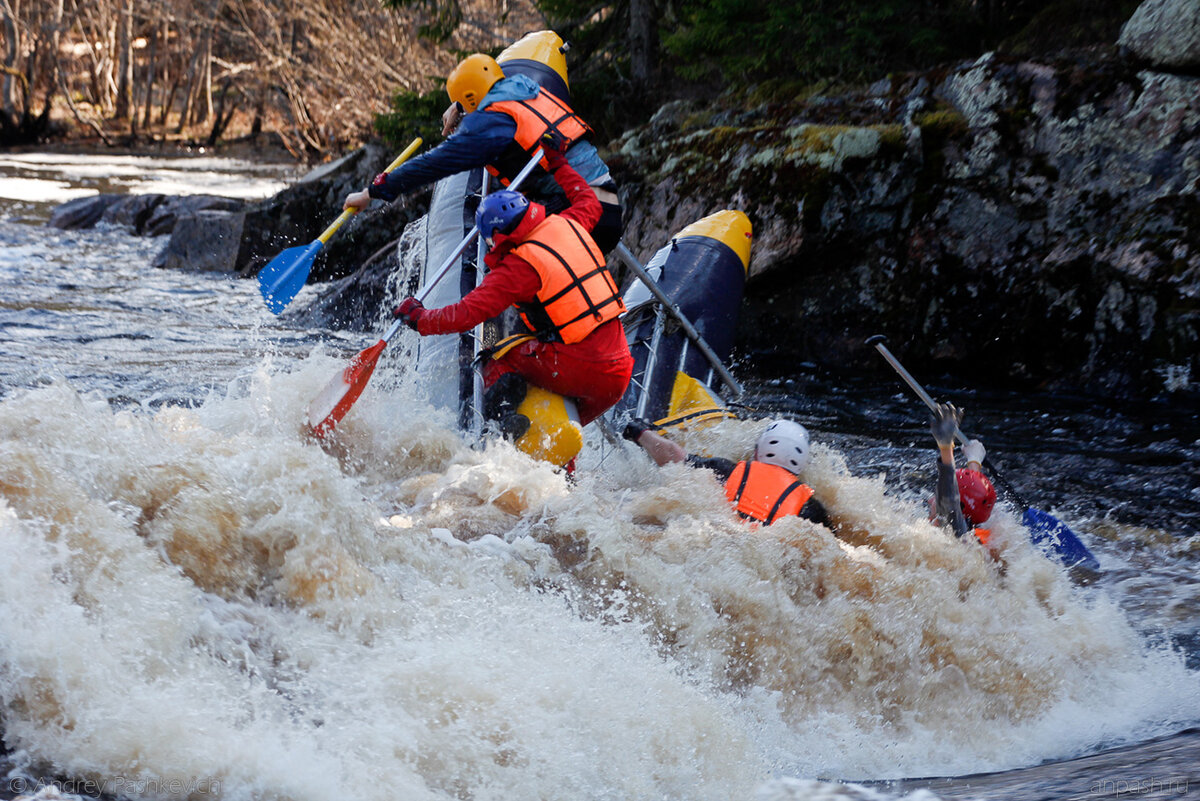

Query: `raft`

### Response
(401, 31, 1102, 577)
(409, 31, 751, 467)
(610, 211, 752, 432)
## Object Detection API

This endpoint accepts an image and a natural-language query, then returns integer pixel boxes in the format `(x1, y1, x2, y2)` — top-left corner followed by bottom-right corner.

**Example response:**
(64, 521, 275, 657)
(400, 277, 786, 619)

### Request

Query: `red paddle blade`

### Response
(307, 340, 387, 438)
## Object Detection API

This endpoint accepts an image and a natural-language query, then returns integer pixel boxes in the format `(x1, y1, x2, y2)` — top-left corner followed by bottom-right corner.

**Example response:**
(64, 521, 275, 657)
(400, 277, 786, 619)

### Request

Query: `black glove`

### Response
(622, 418, 653, 442)
(541, 131, 569, 169)
(929, 402, 962, 449)
(393, 297, 425, 330)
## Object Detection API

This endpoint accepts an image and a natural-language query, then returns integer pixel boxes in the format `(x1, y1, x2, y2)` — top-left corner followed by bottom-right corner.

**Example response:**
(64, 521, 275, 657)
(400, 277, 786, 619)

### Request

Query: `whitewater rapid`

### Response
(2, 152, 1198, 801)
(1, 346, 1197, 800)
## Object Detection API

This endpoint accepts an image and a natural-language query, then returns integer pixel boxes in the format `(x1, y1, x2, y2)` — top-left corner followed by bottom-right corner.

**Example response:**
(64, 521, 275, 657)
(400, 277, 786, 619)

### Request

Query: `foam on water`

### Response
(1, 348, 1198, 800)
(0, 153, 296, 215)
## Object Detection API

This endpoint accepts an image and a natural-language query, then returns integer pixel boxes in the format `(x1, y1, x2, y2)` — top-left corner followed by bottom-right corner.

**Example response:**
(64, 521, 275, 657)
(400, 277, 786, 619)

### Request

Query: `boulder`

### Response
(47, 194, 123, 229)
(143, 195, 243, 236)
(153, 209, 247, 272)
(610, 51, 1200, 399)
(1118, 0, 1200, 70)
(100, 194, 166, 231)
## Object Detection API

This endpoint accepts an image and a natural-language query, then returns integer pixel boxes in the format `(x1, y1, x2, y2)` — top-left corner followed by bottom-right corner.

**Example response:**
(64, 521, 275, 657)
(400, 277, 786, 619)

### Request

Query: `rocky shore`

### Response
(49, 0, 1200, 401)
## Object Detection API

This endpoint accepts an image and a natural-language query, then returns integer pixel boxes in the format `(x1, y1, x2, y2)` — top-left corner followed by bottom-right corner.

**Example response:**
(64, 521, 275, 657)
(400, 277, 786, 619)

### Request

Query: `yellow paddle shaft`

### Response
(316, 136, 423, 245)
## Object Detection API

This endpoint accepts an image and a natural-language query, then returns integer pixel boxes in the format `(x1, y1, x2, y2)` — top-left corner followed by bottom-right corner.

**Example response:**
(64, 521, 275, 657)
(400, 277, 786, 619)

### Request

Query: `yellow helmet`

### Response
(446, 54, 504, 112)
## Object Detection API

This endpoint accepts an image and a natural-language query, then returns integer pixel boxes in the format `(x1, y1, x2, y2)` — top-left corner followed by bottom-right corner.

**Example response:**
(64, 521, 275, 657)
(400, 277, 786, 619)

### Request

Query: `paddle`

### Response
(306, 147, 545, 438)
(258, 137, 423, 314)
(865, 334, 1100, 573)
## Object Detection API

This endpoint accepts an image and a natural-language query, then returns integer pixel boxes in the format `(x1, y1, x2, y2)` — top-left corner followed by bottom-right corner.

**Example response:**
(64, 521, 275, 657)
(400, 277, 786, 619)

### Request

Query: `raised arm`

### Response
(543, 146, 602, 232)
(931, 402, 969, 538)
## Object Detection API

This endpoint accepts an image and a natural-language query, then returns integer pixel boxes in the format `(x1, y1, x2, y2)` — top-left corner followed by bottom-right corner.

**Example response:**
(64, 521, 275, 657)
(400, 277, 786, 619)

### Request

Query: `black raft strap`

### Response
(731, 463, 754, 521)
(520, 230, 614, 327)
(515, 96, 584, 146)
(731, 463, 805, 525)
(764, 480, 806, 525)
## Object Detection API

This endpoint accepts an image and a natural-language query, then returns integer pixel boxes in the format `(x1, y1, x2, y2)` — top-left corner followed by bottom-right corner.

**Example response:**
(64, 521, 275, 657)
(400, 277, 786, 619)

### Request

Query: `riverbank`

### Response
(13, 129, 303, 165)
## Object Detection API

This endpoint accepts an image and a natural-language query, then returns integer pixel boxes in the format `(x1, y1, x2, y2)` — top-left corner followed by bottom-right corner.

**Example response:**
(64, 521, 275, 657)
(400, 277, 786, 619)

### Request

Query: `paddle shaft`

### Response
(614, 241, 743, 398)
(308, 148, 547, 437)
(316, 138, 424, 244)
(866, 335, 1034, 510)
(374, 146, 547, 349)
(259, 138, 423, 313)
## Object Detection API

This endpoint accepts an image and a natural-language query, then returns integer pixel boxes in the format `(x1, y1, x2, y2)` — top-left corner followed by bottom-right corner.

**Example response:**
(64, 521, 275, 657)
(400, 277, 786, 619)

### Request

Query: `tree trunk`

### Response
(191, 0, 219, 126)
(176, 40, 200, 132)
(199, 22, 212, 124)
(114, 0, 133, 119)
(157, 18, 172, 124)
(249, 83, 265, 142)
(100, 13, 118, 112)
(140, 6, 155, 129)
(36, 0, 65, 134)
(1, 0, 20, 115)
(629, 0, 658, 89)
(161, 72, 180, 126)
(206, 78, 240, 145)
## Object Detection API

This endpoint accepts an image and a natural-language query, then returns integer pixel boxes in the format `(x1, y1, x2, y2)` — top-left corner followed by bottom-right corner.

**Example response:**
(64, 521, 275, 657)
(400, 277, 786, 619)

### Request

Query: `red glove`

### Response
(393, 297, 425, 330)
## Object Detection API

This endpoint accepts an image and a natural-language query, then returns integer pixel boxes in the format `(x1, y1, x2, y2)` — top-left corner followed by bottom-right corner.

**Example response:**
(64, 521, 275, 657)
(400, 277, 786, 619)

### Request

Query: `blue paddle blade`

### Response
(258, 240, 323, 314)
(1023, 506, 1101, 572)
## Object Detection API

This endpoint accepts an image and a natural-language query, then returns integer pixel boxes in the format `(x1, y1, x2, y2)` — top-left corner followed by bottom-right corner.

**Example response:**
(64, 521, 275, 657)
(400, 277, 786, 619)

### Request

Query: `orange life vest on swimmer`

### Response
(512, 215, 625, 344)
(486, 90, 593, 183)
(724, 461, 815, 526)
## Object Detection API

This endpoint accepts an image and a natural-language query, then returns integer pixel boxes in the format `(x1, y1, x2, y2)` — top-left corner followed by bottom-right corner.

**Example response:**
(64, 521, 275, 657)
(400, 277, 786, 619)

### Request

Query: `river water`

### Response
(0, 153, 1197, 801)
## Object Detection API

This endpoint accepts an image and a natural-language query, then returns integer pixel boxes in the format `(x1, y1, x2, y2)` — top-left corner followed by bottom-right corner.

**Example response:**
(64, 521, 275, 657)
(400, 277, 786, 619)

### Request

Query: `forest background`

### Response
(0, 0, 1142, 160)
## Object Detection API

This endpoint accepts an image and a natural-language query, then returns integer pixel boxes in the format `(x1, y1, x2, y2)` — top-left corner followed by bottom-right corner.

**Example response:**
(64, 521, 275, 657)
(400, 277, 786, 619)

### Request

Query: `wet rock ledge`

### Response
(49, 0, 1200, 401)
(611, 43, 1199, 400)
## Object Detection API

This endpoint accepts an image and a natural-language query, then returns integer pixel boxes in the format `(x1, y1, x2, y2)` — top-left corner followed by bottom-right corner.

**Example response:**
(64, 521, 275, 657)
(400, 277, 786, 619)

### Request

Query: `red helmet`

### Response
(956, 468, 996, 525)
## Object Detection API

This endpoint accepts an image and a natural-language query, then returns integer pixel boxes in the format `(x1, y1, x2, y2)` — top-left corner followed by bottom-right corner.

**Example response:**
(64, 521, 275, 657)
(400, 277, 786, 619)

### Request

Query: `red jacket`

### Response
(417, 159, 602, 337)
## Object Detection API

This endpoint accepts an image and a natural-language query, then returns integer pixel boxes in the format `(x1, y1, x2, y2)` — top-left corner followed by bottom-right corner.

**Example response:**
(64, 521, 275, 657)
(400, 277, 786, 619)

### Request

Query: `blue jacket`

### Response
(368, 75, 611, 203)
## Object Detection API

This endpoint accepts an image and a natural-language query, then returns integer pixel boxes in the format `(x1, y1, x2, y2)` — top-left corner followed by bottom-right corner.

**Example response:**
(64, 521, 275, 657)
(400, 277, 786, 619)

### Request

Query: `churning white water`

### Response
(1, 153, 1198, 801)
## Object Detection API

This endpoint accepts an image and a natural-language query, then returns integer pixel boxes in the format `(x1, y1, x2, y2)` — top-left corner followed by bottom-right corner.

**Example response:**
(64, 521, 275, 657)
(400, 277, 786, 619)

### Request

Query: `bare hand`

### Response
(343, 190, 370, 211)
(441, 102, 463, 137)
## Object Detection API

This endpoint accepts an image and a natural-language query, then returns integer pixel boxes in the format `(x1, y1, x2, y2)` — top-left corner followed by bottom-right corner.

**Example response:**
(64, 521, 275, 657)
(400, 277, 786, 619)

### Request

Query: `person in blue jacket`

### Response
(345, 53, 623, 254)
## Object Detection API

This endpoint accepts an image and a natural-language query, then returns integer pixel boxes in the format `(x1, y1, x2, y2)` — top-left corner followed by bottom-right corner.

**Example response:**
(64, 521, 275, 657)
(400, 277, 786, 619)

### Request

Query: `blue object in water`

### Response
(1023, 506, 1101, 572)
(258, 240, 323, 314)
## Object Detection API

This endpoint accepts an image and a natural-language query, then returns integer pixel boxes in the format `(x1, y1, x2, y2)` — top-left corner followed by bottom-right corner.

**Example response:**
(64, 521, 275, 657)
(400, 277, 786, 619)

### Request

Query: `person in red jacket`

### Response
(392, 147, 633, 436)
(623, 418, 831, 528)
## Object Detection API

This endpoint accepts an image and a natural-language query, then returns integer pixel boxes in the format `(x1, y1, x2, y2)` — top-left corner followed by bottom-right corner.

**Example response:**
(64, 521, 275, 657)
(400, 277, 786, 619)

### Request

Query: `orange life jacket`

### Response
(486, 90, 593, 182)
(974, 527, 992, 546)
(511, 215, 625, 344)
(724, 461, 814, 526)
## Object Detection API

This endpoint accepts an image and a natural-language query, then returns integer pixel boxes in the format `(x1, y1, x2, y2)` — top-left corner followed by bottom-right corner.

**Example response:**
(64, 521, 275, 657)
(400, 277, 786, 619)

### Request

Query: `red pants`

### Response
(482, 321, 633, 425)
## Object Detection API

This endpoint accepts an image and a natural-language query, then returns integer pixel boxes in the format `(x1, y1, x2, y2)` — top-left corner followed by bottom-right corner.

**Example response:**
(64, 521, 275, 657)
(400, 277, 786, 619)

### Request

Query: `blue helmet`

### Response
(476, 190, 529, 243)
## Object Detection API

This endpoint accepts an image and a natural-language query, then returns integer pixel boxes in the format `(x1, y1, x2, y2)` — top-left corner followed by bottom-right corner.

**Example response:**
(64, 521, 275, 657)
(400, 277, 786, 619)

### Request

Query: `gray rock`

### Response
(1118, 0, 1200, 69)
(47, 194, 123, 229)
(153, 209, 246, 272)
(47, 191, 244, 237)
(99, 194, 166, 231)
(143, 195, 243, 236)
(611, 51, 1200, 398)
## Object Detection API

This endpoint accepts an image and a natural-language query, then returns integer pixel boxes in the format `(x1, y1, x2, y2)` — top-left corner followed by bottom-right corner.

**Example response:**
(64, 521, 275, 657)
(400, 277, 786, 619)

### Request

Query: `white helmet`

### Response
(754, 420, 811, 475)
